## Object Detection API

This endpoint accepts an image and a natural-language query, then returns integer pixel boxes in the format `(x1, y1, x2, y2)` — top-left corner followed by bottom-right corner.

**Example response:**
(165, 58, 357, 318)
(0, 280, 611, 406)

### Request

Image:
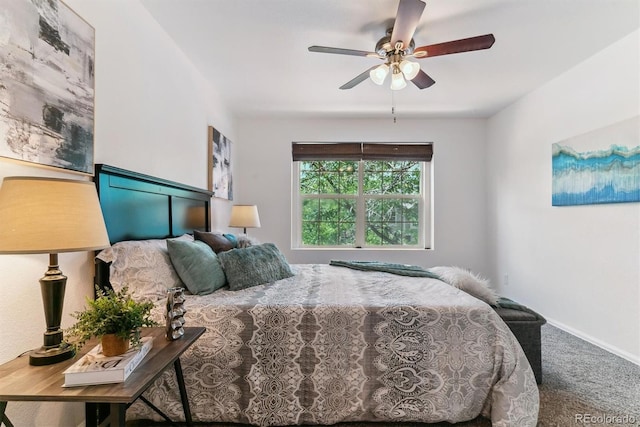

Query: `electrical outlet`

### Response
(503, 273, 509, 287)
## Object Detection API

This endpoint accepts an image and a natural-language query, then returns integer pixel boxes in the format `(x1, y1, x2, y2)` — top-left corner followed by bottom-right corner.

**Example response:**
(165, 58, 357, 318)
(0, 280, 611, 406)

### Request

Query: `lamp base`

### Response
(29, 341, 75, 366)
(30, 254, 75, 366)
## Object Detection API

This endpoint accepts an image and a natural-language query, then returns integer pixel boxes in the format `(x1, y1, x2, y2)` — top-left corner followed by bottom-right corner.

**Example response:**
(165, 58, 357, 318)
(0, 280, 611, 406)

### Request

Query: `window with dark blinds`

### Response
(292, 142, 433, 249)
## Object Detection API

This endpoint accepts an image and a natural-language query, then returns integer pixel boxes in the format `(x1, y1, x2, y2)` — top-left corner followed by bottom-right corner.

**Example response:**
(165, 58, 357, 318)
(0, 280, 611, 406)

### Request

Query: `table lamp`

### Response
(0, 177, 110, 365)
(229, 205, 261, 235)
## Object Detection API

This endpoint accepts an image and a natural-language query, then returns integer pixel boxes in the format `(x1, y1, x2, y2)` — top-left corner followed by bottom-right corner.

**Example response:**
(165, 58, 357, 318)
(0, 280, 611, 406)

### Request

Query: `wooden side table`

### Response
(0, 327, 205, 427)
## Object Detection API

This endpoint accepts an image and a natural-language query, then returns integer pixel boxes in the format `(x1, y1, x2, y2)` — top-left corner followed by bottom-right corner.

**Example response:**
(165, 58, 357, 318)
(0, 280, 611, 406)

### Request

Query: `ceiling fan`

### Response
(308, 0, 495, 90)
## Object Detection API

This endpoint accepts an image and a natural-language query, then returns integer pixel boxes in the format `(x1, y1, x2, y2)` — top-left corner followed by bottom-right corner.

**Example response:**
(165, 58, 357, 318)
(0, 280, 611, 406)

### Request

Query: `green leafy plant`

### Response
(67, 286, 157, 350)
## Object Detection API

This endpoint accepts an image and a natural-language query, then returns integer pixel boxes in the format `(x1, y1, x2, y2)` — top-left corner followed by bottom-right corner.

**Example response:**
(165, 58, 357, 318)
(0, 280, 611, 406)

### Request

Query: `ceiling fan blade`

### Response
(411, 70, 435, 89)
(390, 0, 426, 49)
(309, 45, 379, 57)
(414, 34, 495, 58)
(340, 66, 379, 90)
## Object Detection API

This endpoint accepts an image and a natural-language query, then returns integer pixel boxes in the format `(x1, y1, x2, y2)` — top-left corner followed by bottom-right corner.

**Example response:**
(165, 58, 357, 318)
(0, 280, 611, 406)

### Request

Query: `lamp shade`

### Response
(0, 177, 110, 254)
(390, 68, 407, 90)
(229, 205, 261, 229)
(399, 60, 420, 80)
(369, 64, 389, 85)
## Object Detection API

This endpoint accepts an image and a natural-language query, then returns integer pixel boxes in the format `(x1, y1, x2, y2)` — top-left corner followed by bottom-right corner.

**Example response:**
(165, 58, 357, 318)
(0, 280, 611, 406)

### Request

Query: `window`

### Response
(292, 143, 432, 249)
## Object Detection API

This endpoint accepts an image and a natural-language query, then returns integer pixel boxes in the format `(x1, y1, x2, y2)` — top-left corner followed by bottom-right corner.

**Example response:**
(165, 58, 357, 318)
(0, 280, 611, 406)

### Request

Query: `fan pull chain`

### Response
(391, 91, 397, 123)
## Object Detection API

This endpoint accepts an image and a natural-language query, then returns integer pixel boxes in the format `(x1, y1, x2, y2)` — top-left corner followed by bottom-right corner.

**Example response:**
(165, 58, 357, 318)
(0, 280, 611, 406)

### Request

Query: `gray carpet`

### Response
(128, 325, 640, 426)
(536, 325, 639, 426)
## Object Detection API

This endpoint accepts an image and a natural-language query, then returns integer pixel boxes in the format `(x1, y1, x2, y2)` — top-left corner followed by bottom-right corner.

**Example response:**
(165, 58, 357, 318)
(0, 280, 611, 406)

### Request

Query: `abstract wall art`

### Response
(208, 126, 233, 200)
(552, 116, 640, 206)
(0, 0, 95, 174)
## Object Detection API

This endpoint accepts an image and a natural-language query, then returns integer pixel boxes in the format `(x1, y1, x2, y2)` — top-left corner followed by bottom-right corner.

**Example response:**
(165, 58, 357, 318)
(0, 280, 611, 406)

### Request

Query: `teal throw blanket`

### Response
(329, 260, 441, 280)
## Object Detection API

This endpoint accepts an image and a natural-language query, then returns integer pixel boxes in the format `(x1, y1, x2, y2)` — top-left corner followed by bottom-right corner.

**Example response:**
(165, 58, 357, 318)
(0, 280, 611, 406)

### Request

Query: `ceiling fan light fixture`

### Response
(307, 0, 496, 92)
(399, 59, 420, 80)
(369, 63, 389, 85)
(390, 67, 407, 90)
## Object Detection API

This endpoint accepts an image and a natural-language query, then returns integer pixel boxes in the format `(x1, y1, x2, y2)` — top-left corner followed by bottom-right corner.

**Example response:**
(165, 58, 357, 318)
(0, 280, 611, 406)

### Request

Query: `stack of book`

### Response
(63, 336, 153, 387)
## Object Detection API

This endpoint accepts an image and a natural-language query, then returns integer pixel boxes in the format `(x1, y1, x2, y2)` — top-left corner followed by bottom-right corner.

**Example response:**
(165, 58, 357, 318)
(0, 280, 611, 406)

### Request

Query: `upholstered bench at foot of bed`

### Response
(493, 299, 546, 384)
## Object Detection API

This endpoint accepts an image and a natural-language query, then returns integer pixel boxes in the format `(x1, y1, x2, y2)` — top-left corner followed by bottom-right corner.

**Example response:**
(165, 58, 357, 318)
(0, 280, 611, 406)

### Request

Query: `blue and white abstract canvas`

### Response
(552, 116, 640, 206)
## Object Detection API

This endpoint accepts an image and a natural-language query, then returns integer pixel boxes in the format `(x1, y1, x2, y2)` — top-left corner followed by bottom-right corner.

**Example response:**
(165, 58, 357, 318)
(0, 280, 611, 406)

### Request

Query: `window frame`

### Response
(291, 146, 432, 250)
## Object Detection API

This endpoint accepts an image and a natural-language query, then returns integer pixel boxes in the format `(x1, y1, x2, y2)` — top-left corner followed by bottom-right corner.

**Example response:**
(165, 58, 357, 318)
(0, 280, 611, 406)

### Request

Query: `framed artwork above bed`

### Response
(207, 125, 233, 200)
(0, 0, 95, 175)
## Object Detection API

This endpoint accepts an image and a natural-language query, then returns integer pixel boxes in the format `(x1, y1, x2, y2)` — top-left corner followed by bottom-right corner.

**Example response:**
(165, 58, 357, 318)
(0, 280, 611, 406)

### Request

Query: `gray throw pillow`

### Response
(217, 243, 294, 291)
(166, 239, 226, 295)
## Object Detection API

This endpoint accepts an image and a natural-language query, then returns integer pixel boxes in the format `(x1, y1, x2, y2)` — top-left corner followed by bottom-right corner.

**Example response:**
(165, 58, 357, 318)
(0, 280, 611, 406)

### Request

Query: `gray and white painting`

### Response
(210, 127, 233, 200)
(0, 0, 95, 174)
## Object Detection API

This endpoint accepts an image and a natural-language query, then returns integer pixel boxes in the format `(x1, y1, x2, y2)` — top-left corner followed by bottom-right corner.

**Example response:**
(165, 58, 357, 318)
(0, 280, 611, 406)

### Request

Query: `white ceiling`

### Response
(140, 0, 639, 119)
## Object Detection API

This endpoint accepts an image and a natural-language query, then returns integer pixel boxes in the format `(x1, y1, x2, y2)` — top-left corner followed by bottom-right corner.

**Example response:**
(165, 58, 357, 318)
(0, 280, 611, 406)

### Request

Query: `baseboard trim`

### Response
(545, 317, 640, 366)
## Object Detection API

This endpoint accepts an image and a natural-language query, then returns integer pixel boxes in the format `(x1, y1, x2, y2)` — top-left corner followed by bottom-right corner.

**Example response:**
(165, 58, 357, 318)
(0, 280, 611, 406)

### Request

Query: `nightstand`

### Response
(0, 326, 205, 427)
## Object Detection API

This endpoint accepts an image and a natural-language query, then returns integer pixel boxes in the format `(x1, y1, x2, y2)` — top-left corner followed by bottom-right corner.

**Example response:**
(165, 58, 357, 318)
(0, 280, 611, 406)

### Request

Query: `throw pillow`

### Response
(223, 233, 238, 248)
(167, 239, 227, 295)
(96, 237, 188, 301)
(194, 230, 234, 253)
(428, 266, 499, 305)
(237, 234, 260, 248)
(217, 243, 294, 291)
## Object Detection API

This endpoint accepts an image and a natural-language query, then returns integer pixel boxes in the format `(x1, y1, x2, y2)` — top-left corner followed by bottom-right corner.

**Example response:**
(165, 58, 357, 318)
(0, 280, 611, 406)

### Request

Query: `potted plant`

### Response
(67, 286, 157, 356)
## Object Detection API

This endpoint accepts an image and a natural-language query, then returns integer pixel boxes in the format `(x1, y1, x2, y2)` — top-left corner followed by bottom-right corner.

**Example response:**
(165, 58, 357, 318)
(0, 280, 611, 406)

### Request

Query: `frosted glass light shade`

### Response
(369, 64, 389, 85)
(229, 205, 261, 230)
(390, 69, 407, 90)
(0, 177, 110, 254)
(399, 60, 420, 80)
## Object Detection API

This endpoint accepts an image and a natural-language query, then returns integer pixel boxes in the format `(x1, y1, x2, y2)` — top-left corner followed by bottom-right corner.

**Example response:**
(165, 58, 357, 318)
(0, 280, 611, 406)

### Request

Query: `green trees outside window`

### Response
(298, 160, 423, 247)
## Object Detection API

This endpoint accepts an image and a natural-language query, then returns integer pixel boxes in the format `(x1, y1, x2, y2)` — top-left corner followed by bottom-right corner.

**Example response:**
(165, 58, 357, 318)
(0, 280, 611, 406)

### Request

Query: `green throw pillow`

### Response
(167, 239, 226, 295)
(217, 243, 294, 291)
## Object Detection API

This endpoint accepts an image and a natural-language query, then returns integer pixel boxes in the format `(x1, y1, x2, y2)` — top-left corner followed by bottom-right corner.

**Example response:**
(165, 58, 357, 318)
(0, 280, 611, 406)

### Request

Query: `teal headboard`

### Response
(93, 164, 213, 291)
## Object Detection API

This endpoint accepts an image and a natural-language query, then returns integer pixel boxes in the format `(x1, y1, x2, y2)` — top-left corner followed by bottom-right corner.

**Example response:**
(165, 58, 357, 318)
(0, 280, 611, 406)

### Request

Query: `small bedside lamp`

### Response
(229, 204, 261, 235)
(0, 177, 110, 365)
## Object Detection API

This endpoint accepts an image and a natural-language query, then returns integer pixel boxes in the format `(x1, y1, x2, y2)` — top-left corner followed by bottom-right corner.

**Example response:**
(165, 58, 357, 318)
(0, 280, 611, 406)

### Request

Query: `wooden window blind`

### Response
(291, 143, 362, 161)
(362, 143, 433, 161)
(292, 142, 433, 162)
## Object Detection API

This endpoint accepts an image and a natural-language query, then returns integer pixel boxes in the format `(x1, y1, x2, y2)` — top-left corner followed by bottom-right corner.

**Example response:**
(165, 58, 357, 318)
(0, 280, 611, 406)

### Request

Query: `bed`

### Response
(93, 164, 539, 426)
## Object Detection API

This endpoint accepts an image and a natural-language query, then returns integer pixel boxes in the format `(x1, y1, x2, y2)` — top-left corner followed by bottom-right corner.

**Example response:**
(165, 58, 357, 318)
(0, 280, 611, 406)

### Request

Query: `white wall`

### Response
(486, 30, 640, 363)
(0, 1, 234, 425)
(235, 117, 489, 273)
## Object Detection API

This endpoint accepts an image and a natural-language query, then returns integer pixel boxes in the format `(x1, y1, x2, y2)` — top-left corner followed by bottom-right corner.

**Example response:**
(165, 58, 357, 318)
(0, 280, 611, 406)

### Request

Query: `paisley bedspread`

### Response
(128, 264, 539, 426)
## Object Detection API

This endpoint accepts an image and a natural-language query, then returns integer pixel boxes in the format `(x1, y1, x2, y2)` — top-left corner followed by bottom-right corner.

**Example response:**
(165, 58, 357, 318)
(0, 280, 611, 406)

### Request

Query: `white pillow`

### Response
(428, 266, 499, 305)
(96, 234, 193, 301)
